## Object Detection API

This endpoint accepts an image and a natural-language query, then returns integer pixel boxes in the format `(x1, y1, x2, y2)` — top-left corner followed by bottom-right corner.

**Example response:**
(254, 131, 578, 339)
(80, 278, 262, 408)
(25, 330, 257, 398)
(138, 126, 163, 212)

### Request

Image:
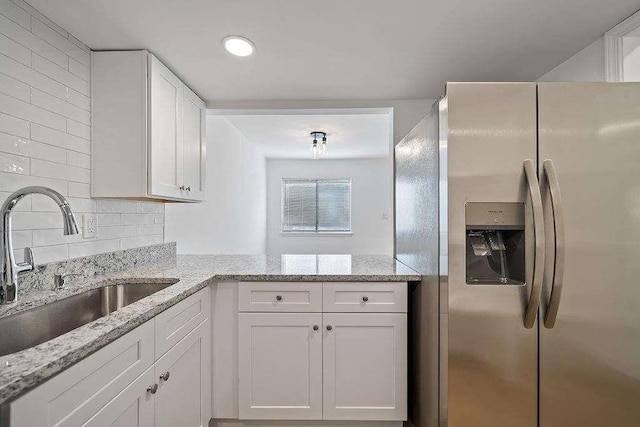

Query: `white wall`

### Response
(165, 116, 266, 254)
(537, 38, 606, 82)
(0, 0, 164, 264)
(266, 158, 393, 255)
(209, 99, 436, 146)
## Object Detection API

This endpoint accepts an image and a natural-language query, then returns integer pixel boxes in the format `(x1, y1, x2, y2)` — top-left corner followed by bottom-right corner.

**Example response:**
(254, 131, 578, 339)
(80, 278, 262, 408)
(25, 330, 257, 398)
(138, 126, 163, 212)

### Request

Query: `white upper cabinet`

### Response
(92, 50, 206, 202)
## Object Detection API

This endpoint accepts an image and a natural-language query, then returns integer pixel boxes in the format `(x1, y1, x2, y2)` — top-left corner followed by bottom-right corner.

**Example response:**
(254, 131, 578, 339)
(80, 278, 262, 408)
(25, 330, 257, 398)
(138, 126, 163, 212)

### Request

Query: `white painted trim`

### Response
(605, 9, 640, 82)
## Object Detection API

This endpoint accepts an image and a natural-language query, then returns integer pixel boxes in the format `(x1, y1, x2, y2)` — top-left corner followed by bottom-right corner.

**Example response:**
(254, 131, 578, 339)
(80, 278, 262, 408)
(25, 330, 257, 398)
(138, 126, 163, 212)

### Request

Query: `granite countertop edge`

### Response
(0, 255, 420, 405)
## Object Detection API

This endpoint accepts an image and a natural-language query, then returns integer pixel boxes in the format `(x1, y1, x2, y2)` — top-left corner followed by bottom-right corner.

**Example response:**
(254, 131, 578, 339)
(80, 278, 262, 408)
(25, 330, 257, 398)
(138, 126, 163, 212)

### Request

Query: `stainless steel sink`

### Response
(0, 280, 178, 357)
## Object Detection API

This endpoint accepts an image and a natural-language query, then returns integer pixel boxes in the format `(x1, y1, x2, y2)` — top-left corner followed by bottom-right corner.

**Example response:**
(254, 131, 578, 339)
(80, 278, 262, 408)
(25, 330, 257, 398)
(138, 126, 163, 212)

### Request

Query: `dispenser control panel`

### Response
(465, 202, 524, 229)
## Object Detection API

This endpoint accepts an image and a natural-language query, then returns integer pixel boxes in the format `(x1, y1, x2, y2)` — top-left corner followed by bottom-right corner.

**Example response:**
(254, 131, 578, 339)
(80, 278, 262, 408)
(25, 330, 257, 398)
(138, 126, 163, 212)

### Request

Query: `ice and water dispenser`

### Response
(465, 202, 526, 285)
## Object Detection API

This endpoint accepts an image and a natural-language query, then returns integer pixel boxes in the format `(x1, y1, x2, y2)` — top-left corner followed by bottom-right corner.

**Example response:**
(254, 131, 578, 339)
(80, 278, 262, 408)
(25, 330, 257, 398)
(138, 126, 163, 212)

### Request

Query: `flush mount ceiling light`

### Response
(222, 36, 255, 57)
(310, 131, 327, 159)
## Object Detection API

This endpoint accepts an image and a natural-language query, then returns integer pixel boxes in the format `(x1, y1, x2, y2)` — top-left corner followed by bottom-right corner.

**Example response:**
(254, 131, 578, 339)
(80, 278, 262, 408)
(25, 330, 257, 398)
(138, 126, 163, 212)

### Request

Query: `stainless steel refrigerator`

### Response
(395, 82, 640, 427)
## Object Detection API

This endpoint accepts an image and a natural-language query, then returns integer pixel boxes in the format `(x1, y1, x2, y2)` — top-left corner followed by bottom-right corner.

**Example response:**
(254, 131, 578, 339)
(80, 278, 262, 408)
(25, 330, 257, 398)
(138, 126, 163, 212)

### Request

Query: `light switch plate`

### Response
(83, 214, 97, 239)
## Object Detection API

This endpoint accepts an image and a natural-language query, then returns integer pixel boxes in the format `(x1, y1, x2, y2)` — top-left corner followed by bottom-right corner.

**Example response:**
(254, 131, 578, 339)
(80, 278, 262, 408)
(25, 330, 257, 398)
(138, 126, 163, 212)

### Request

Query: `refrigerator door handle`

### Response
(542, 159, 566, 328)
(523, 159, 545, 329)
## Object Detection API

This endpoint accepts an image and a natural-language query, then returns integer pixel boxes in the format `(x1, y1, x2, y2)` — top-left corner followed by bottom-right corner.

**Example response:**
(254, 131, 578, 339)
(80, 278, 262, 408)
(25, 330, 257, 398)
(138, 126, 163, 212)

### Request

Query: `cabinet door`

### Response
(323, 313, 407, 421)
(238, 313, 323, 420)
(8, 321, 154, 426)
(83, 367, 155, 427)
(149, 54, 183, 199)
(182, 86, 206, 201)
(154, 318, 211, 427)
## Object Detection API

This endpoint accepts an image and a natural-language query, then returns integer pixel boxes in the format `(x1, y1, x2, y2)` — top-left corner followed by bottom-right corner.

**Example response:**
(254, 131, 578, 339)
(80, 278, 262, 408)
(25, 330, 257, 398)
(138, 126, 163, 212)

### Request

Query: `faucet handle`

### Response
(16, 247, 35, 273)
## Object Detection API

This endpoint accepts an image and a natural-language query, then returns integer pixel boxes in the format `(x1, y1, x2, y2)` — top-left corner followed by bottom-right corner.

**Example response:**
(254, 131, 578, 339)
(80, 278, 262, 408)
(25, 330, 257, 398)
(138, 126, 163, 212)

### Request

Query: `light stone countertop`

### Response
(0, 253, 420, 405)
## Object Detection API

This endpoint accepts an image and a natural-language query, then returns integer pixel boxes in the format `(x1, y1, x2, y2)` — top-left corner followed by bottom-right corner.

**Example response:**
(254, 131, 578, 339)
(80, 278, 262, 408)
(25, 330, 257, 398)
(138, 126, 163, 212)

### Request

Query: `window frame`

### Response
(280, 178, 352, 234)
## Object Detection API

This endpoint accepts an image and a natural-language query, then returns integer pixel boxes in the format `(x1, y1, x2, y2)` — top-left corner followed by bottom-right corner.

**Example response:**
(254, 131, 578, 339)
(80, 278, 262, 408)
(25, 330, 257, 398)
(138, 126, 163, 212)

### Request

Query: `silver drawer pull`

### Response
(313, 325, 319, 331)
(326, 325, 333, 331)
(362, 296, 369, 303)
(275, 295, 283, 302)
(147, 384, 158, 394)
(160, 371, 170, 381)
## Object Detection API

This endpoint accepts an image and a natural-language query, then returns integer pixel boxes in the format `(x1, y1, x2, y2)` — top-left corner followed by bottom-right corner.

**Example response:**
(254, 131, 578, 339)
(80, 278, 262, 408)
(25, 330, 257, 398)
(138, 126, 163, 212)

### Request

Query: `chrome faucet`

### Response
(1, 186, 79, 304)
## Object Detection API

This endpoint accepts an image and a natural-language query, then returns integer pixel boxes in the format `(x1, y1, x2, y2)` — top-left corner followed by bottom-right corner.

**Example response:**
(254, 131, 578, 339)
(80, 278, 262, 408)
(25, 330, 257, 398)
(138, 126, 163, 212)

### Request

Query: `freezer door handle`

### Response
(523, 159, 545, 329)
(542, 159, 566, 328)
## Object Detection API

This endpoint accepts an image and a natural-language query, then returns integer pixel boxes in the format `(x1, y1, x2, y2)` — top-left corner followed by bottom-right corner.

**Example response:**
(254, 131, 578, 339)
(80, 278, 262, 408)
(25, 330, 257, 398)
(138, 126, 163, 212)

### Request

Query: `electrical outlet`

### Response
(83, 214, 97, 239)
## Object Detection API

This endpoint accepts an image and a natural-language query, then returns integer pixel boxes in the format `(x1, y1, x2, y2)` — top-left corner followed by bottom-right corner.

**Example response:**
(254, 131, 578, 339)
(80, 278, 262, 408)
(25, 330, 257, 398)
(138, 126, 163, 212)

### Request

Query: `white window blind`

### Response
(282, 179, 351, 232)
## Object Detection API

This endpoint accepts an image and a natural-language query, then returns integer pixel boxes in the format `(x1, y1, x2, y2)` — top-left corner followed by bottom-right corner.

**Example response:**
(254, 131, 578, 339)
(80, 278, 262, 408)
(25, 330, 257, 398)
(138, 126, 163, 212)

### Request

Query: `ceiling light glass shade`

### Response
(311, 141, 319, 159)
(321, 137, 327, 153)
(222, 36, 255, 57)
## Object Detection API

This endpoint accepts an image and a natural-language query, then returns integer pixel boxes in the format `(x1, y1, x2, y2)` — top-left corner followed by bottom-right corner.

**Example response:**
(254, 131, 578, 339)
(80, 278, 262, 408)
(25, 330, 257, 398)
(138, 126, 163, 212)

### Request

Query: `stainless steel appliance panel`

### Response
(395, 102, 441, 427)
(538, 82, 640, 426)
(445, 83, 538, 427)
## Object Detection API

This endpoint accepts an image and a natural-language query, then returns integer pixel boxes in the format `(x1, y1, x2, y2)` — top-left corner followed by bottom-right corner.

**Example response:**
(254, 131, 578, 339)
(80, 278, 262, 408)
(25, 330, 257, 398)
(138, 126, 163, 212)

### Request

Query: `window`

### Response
(282, 179, 351, 232)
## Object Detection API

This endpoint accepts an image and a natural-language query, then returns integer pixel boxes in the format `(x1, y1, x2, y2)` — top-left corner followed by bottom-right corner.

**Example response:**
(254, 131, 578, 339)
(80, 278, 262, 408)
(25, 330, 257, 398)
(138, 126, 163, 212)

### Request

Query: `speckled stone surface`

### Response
(0, 247, 419, 405)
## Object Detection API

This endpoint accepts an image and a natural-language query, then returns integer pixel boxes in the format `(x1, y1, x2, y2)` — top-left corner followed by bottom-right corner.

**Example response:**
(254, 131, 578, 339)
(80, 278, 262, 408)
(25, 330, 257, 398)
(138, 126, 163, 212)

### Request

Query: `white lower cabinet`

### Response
(155, 318, 211, 427)
(84, 366, 155, 427)
(8, 287, 211, 427)
(323, 313, 407, 421)
(238, 313, 323, 420)
(235, 282, 408, 423)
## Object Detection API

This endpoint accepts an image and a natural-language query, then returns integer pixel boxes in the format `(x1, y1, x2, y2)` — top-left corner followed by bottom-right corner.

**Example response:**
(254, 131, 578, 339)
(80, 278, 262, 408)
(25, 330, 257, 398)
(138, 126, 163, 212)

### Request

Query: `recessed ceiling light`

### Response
(222, 36, 255, 57)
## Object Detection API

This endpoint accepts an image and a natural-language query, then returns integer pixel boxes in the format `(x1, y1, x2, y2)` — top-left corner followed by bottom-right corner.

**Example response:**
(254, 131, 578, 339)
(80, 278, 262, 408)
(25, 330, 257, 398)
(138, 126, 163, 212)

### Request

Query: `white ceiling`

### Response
(27, 0, 640, 101)
(221, 109, 392, 159)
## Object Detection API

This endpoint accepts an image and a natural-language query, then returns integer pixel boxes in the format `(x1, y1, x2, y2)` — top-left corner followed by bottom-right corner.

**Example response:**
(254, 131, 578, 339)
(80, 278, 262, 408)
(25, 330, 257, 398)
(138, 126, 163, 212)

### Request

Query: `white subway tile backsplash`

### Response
(33, 227, 84, 246)
(10, 229, 32, 249)
(32, 53, 89, 95)
(31, 158, 90, 183)
(66, 150, 89, 168)
(0, 1, 165, 265)
(0, 14, 67, 68)
(0, 71, 30, 101)
(138, 223, 162, 236)
(121, 213, 154, 225)
(97, 225, 137, 240)
(0, 170, 67, 193)
(67, 181, 90, 197)
(68, 239, 120, 258)
(31, 123, 89, 153)
(66, 88, 89, 111)
(0, 91, 66, 131)
(0, 34, 31, 65)
(68, 57, 89, 81)
(11, 211, 68, 230)
(0, 0, 30, 29)
(97, 199, 138, 214)
(65, 118, 89, 139)
(30, 243, 69, 264)
(31, 88, 90, 125)
(97, 213, 120, 226)
(0, 150, 28, 174)
(0, 111, 29, 137)
(0, 52, 67, 99)
(30, 16, 90, 67)
(0, 132, 67, 163)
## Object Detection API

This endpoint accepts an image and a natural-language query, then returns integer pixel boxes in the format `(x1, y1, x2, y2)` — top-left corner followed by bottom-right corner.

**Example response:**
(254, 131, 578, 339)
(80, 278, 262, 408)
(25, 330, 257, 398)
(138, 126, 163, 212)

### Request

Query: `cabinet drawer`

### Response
(238, 282, 322, 312)
(323, 282, 408, 313)
(9, 321, 154, 427)
(154, 286, 210, 358)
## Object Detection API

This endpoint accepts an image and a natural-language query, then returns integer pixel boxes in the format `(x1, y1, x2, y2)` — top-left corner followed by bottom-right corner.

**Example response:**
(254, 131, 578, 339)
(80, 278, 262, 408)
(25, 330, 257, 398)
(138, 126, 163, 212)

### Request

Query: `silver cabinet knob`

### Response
(186, 186, 191, 191)
(147, 384, 158, 394)
(275, 295, 283, 302)
(362, 296, 369, 303)
(160, 371, 170, 381)
(326, 325, 333, 331)
(313, 325, 319, 331)
(179, 185, 186, 191)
